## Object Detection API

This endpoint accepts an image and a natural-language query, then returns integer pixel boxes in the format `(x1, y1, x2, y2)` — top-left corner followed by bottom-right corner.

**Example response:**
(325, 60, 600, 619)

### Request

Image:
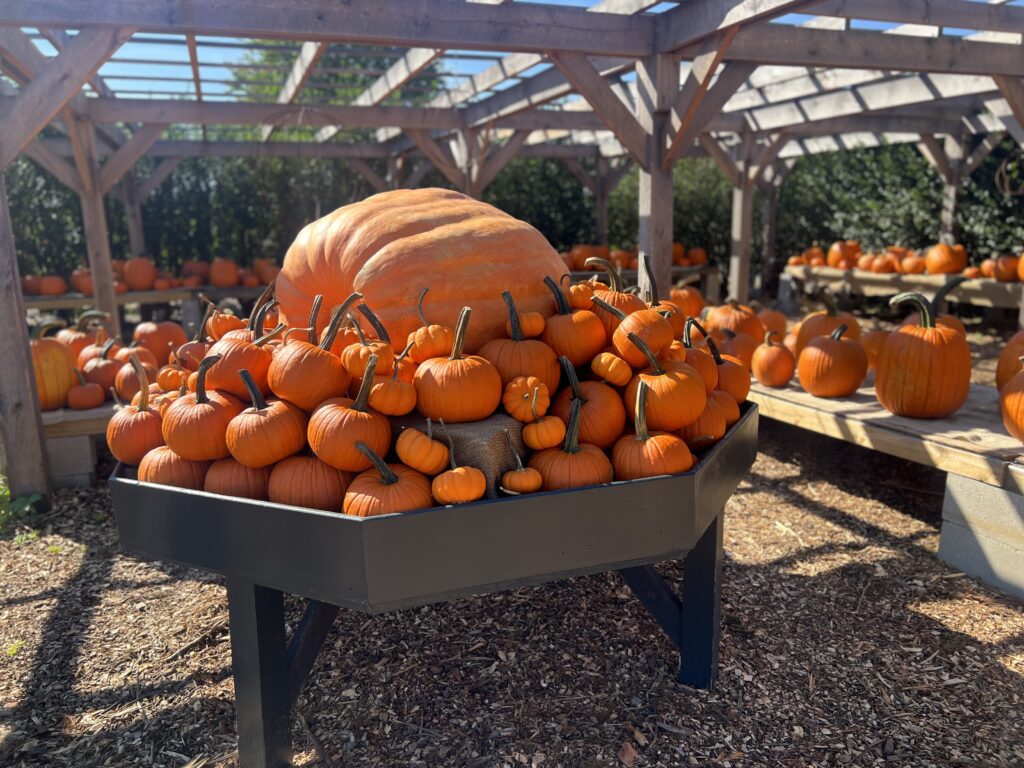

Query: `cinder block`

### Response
(939, 519, 1024, 598)
(45, 435, 96, 488)
(942, 473, 1024, 546)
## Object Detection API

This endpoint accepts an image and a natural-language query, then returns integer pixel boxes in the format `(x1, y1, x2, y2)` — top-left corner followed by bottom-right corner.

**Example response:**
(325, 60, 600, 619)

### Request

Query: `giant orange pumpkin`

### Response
(276, 189, 567, 353)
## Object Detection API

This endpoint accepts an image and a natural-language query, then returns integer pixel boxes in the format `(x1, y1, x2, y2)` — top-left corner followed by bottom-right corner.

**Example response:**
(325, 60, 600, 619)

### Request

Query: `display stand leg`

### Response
(678, 510, 723, 688)
(226, 578, 292, 768)
(286, 600, 340, 706)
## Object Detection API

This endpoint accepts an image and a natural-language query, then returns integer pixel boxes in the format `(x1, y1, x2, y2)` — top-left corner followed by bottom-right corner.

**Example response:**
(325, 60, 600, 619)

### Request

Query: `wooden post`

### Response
(78, 123, 121, 336)
(636, 53, 678, 300)
(728, 133, 755, 303)
(121, 172, 147, 256)
(759, 165, 786, 299)
(595, 156, 610, 245)
(0, 175, 52, 504)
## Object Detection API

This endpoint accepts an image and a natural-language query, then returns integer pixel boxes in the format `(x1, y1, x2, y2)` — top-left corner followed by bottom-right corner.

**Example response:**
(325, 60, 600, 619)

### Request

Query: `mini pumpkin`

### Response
(395, 419, 450, 476)
(431, 431, 487, 504)
(540, 276, 606, 366)
(522, 389, 567, 450)
(406, 287, 454, 363)
(369, 341, 418, 416)
(479, 291, 560, 392)
(343, 442, 433, 517)
(500, 430, 542, 494)
(584, 257, 646, 337)
(502, 376, 550, 423)
(590, 351, 632, 387)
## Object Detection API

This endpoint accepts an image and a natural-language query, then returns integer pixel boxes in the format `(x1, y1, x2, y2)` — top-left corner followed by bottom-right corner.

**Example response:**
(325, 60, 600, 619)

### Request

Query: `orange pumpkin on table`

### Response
(528, 398, 613, 491)
(138, 446, 210, 490)
(981, 258, 996, 278)
(751, 332, 794, 388)
(925, 243, 967, 274)
(39, 275, 69, 295)
(268, 456, 352, 512)
(309, 355, 391, 472)
(133, 320, 188, 361)
(797, 324, 866, 398)
(479, 291, 560, 392)
(858, 330, 890, 371)
(996, 331, 1024, 390)
(551, 356, 626, 449)
(210, 257, 240, 288)
(994, 255, 1019, 282)
(794, 291, 860, 357)
(703, 299, 765, 341)
(669, 284, 705, 318)
(1000, 360, 1024, 443)
(31, 322, 76, 411)
(161, 355, 245, 461)
(106, 357, 164, 465)
(123, 257, 157, 291)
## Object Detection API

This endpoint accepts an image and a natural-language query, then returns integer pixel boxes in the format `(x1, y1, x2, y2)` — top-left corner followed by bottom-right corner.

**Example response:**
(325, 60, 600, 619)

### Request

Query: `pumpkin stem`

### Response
(449, 307, 472, 361)
(529, 387, 542, 422)
(763, 331, 778, 346)
(110, 386, 124, 408)
(392, 341, 414, 381)
(683, 317, 705, 349)
(100, 337, 118, 360)
(722, 328, 738, 340)
(830, 323, 849, 340)
(416, 287, 431, 328)
(353, 354, 378, 412)
(254, 323, 286, 346)
(543, 275, 571, 316)
(589, 295, 627, 321)
(502, 291, 524, 341)
(503, 429, 525, 472)
(238, 368, 267, 410)
(426, 417, 434, 442)
(563, 396, 583, 455)
(559, 273, 571, 288)
(440, 425, 458, 472)
(351, 316, 368, 346)
(818, 289, 838, 317)
(33, 320, 66, 339)
(129, 354, 151, 411)
(890, 292, 934, 329)
(248, 282, 276, 329)
(194, 302, 214, 342)
(195, 354, 220, 405)
(319, 292, 363, 351)
(559, 355, 585, 401)
(307, 295, 324, 344)
(253, 299, 279, 337)
(75, 310, 108, 331)
(639, 251, 659, 305)
(355, 441, 398, 486)
(74, 369, 87, 386)
(626, 332, 665, 375)
(584, 257, 623, 292)
(357, 303, 391, 344)
(634, 380, 651, 442)
(932, 276, 966, 314)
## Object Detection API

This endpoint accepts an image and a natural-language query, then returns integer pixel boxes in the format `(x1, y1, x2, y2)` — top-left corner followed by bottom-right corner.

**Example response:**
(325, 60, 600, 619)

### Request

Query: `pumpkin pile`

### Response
(115, 242, 746, 516)
(561, 243, 709, 272)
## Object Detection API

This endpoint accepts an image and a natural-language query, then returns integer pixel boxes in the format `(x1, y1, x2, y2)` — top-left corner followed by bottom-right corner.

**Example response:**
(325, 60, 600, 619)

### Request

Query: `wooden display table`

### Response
(39, 405, 116, 488)
(748, 381, 1024, 597)
(571, 264, 720, 300)
(22, 284, 268, 311)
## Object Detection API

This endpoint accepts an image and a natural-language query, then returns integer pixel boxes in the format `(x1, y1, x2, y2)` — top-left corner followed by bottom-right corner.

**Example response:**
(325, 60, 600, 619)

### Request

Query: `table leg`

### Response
(678, 510, 723, 688)
(226, 578, 292, 768)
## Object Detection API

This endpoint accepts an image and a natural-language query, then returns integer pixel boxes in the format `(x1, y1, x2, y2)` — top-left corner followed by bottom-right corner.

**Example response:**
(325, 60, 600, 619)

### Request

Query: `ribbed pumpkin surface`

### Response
(276, 189, 568, 352)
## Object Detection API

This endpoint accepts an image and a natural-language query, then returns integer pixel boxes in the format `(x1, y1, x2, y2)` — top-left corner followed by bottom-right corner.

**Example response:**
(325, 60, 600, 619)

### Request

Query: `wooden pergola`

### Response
(1, 0, 1022, 501)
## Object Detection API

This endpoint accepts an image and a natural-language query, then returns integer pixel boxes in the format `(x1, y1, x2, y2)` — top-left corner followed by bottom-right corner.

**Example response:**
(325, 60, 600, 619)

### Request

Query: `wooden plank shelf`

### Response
(40, 405, 115, 438)
(22, 284, 269, 311)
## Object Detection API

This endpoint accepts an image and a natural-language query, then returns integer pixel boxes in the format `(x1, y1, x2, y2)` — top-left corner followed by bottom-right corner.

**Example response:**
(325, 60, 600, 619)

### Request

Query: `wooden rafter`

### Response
(405, 129, 464, 187)
(261, 41, 326, 141)
(97, 123, 167, 193)
(138, 157, 182, 198)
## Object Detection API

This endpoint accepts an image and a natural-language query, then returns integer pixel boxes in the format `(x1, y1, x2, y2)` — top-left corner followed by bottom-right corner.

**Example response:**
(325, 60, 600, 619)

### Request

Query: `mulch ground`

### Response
(2, 418, 1021, 768)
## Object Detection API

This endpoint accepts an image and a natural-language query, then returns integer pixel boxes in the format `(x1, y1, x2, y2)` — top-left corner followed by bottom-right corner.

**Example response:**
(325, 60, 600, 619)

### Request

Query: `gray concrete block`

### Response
(939, 518, 1024, 598)
(45, 435, 96, 488)
(942, 472, 1024, 546)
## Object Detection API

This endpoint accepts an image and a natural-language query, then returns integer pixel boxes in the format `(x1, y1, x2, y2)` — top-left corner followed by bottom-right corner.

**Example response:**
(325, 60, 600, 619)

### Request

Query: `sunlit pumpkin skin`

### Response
(925, 243, 967, 274)
(207, 308, 246, 341)
(710, 390, 740, 427)
(432, 444, 487, 504)
(1000, 361, 1024, 442)
(523, 414, 566, 451)
(225, 369, 308, 468)
(901, 254, 926, 274)
(406, 287, 455, 363)
(997, 331, 1024, 390)
(528, 398, 613, 490)
(343, 442, 432, 517)
(162, 356, 245, 461)
(114, 344, 159, 370)
(719, 329, 757, 372)
(795, 291, 861, 357)
(503, 376, 549, 422)
(82, 338, 124, 394)
(205, 323, 283, 401)
(268, 456, 353, 512)
(551, 357, 626, 449)
(204, 458, 271, 500)
(415, 307, 502, 423)
(858, 329, 890, 371)
(395, 420, 449, 476)
(308, 355, 392, 472)
(704, 300, 766, 342)
(875, 293, 971, 418)
(585, 257, 646, 338)
(613, 381, 694, 480)
(106, 357, 164, 465)
(55, 310, 107, 360)
(566, 277, 596, 310)
(590, 352, 632, 387)
(30, 323, 76, 411)
(590, 295, 674, 369)
(342, 317, 395, 380)
(680, 394, 727, 451)
(368, 344, 418, 416)
(138, 446, 210, 490)
(689, 322, 749, 404)
(681, 319, 719, 394)
(827, 240, 860, 269)
(540, 276, 606, 367)
(133, 321, 188, 361)
(479, 291, 560, 392)
(623, 335, 706, 433)
(114, 359, 157, 403)
(276, 188, 566, 353)
(751, 332, 795, 388)
(797, 324, 867, 398)
(757, 308, 787, 338)
(67, 371, 106, 410)
(500, 430, 543, 494)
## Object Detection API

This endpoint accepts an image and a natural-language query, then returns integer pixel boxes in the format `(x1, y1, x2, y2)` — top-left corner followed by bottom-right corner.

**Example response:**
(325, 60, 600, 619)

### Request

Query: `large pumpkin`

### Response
(276, 189, 568, 353)
(31, 323, 76, 411)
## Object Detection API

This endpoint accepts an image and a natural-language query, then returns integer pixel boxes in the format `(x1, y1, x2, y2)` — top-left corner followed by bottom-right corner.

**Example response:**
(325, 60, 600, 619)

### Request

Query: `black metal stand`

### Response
(224, 509, 724, 768)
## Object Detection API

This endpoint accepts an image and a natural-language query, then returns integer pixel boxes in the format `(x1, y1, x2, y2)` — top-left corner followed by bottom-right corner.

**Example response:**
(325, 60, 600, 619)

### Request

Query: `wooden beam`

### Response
(658, 0, 819, 52)
(97, 123, 167, 193)
(811, 0, 1024, 36)
(77, 123, 120, 336)
(349, 158, 389, 194)
(698, 134, 740, 187)
(38, 27, 114, 98)
(22, 138, 82, 194)
(963, 131, 1006, 176)
(548, 51, 647, 167)
(186, 33, 203, 102)
(749, 132, 788, 185)
(261, 41, 325, 141)
(0, 174, 51, 502)
(121, 173, 147, 256)
(918, 133, 954, 184)
(1, 1, 654, 57)
(405, 129, 464, 187)
(562, 157, 598, 193)
(994, 76, 1024, 130)
(0, 26, 133, 171)
(403, 160, 432, 189)
(478, 129, 531, 190)
(728, 133, 755, 302)
(143, 140, 389, 159)
(138, 157, 182, 199)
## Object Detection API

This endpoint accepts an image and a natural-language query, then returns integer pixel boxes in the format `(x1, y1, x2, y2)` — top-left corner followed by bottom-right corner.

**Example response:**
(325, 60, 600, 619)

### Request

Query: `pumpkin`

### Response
(997, 331, 1024, 390)
(205, 322, 284, 401)
(210, 257, 240, 288)
(157, 361, 189, 392)
(81, 338, 124, 394)
(407, 287, 454, 363)
(268, 293, 361, 411)
(687, 246, 708, 266)
(901, 254, 926, 274)
(751, 332, 795, 388)
(431, 432, 486, 504)
(856, 253, 876, 271)
(695, 326, 749, 404)
(528, 398, 613, 490)
(898, 277, 966, 336)
(343, 442, 432, 516)
(138, 446, 210, 490)
(963, 266, 982, 279)
(21, 274, 42, 295)
(551, 356, 625, 449)
(797, 324, 867, 398)
(564, 275, 596, 310)
(669, 284, 705, 319)
(925, 243, 967, 274)
(711, 389, 740, 427)
(680, 393, 728, 451)
(499, 375, 547, 423)
(509, 310, 544, 338)
(681, 319, 719, 394)
(161, 355, 245, 461)
(67, 370, 105, 410)
(757, 307, 787, 337)
(827, 240, 859, 269)
(875, 292, 971, 418)
(342, 311, 395, 380)
(114, 358, 157, 402)
(500, 430, 542, 494)
(39, 274, 69, 295)
(268, 456, 352, 512)
(174, 304, 214, 372)
(133, 320, 188, 361)
(1000, 360, 1024, 442)
(414, 307, 502, 423)
(204, 458, 271, 500)
(77, 329, 121, 369)
(590, 352, 632, 387)
(30, 322, 76, 411)
(540, 276, 606, 366)
(859, 329, 890, 371)
(114, 343, 159, 370)
(871, 252, 899, 273)
(788, 255, 806, 267)
(703, 300, 766, 341)
(395, 419, 449, 476)
(794, 290, 861, 357)
(591, 295, 674, 369)
(106, 356, 164, 465)
(276, 189, 566, 353)
(55, 310, 107, 360)
(205, 301, 247, 341)
(585, 257, 647, 337)
(226, 369, 308, 468)
(719, 329, 757, 371)
(613, 381, 693, 480)
(369, 341, 418, 416)
(478, 291, 560, 392)
(623, 334, 706, 432)
(980, 258, 997, 278)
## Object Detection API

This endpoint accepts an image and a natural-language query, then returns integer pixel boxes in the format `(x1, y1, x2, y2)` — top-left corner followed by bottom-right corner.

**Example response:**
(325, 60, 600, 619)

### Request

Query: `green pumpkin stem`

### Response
(355, 441, 398, 485)
(353, 354, 378, 412)
(584, 256, 623, 292)
(129, 354, 150, 411)
(529, 387, 542, 422)
(502, 291, 524, 341)
(890, 292, 934, 329)
(559, 355, 585, 401)
(307, 295, 324, 344)
(75, 310, 108, 331)
(351, 316, 368, 346)
(544, 275, 572, 316)
(830, 323, 849, 341)
(634, 380, 651, 442)
(417, 287, 431, 327)
(319, 292, 363, 351)
(195, 354, 220, 405)
(440, 424, 458, 472)
(626, 332, 665, 376)
(504, 429, 526, 472)
(932, 276, 965, 315)
(392, 341, 414, 382)
(589, 295, 627, 321)
(357, 303, 391, 344)
(449, 307, 472, 361)
(238, 368, 267, 410)
(563, 396, 583, 455)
